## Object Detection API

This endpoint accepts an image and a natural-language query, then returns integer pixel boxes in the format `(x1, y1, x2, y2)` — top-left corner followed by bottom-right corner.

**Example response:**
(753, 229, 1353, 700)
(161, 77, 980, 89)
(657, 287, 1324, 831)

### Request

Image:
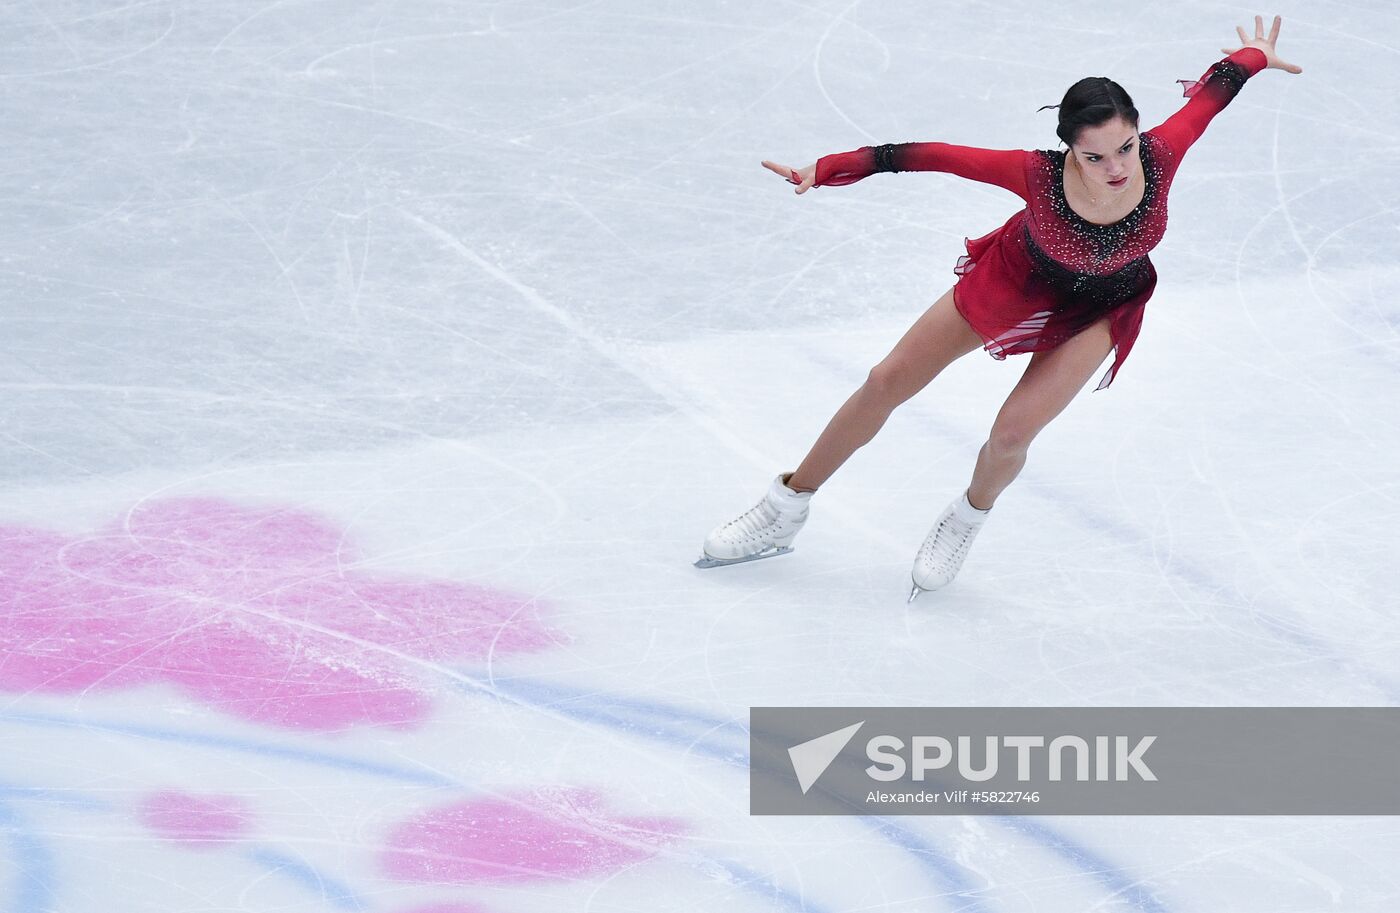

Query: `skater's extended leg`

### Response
(909, 317, 1113, 599)
(966, 317, 1115, 508)
(788, 287, 983, 492)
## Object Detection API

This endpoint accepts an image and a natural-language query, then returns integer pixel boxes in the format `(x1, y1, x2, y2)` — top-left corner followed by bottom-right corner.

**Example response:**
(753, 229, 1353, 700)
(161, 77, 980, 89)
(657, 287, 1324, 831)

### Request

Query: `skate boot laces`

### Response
(918, 513, 978, 569)
(700, 475, 813, 564)
(719, 491, 806, 548)
(720, 499, 782, 546)
(912, 497, 988, 593)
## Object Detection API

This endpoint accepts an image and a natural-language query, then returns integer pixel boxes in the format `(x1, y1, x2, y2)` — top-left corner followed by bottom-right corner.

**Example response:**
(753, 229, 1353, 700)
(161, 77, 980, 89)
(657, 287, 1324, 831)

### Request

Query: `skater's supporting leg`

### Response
(909, 317, 1114, 598)
(966, 317, 1114, 509)
(788, 287, 983, 492)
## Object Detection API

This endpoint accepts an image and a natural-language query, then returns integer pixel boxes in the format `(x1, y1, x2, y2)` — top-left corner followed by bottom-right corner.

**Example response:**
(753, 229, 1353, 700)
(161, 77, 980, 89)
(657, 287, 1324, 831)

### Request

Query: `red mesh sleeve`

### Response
(814, 142, 1030, 199)
(1150, 48, 1268, 156)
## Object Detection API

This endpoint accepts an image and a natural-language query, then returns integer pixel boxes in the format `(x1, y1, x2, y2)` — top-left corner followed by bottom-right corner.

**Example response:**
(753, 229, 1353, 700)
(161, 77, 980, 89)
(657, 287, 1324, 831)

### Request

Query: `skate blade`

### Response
(694, 546, 794, 569)
(908, 577, 947, 602)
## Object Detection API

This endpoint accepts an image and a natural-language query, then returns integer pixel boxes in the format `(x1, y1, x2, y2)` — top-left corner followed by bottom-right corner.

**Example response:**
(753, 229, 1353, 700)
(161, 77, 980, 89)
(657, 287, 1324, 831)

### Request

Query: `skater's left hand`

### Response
(1223, 14, 1302, 74)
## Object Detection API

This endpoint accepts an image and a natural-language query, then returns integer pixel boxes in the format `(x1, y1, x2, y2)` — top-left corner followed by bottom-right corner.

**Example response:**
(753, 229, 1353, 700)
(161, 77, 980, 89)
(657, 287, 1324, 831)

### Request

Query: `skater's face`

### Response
(1068, 117, 1142, 193)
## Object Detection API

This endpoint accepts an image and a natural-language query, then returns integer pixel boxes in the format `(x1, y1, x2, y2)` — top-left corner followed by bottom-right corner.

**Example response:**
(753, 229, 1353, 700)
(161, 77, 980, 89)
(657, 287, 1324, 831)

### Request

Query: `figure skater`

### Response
(696, 16, 1302, 601)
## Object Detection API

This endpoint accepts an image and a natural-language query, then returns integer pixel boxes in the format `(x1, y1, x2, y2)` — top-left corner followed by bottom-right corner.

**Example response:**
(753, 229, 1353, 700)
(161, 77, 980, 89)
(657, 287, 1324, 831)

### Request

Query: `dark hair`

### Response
(1038, 77, 1139, 148)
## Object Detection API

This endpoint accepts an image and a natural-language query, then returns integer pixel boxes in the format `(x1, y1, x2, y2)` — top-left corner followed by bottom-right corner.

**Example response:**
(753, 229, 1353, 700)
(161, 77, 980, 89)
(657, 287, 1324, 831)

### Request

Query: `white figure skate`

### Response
(908, 492, 990, 601)
(695, 474, 813, 568)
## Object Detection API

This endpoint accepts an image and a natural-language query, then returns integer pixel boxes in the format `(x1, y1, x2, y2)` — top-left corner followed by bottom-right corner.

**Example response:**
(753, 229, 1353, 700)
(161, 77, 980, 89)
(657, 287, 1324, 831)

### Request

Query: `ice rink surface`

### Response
(2, 1, 1398, 910)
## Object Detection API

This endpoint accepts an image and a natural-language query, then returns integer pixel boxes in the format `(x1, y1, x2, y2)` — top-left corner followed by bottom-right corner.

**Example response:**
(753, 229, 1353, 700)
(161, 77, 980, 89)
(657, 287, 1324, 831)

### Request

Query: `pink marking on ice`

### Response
(138, 790, 253, 847)
(0, 498, 562, 730)
(380, 788, 683, 884)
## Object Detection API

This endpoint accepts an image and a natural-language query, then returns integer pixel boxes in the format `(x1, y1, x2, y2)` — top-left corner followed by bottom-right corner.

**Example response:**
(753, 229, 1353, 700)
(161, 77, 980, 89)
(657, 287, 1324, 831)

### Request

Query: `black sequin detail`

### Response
(1022, 224, 1153, 309)
(1207, 59, 1248, 98)
(872, 143, 900, 173)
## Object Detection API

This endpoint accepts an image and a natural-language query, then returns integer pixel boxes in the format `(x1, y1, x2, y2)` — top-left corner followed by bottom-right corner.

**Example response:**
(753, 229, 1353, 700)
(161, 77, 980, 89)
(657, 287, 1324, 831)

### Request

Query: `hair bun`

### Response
(1048, 77, 1138, 146)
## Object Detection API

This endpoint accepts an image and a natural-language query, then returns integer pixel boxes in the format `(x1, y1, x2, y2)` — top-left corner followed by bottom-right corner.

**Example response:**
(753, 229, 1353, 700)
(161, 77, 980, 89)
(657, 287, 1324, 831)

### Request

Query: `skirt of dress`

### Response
(950, 213, 1154, 390)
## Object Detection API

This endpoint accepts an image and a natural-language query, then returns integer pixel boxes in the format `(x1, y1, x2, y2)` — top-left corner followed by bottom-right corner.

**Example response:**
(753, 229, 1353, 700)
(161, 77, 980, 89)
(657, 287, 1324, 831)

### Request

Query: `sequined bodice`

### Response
(1023, 132, 1175, 277)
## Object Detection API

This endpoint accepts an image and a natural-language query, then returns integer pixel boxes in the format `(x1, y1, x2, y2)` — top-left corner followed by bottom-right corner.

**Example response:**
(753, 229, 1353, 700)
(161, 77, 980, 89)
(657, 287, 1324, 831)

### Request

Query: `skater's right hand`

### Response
(762, 160, 816, 194)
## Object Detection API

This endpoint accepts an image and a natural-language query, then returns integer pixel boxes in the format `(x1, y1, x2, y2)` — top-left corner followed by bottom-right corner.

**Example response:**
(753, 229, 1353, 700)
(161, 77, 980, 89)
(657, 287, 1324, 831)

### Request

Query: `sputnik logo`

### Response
(787, 721, 865, 794)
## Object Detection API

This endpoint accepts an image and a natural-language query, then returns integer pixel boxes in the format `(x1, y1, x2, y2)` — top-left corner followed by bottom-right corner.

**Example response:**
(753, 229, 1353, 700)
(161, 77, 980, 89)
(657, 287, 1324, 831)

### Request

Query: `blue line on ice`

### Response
(0, 684, 1175, 910)
(0, 711, 842, 912)
(490, 676, 1169, 913)
(0, 712, 454, 786)
(246, 848, 367, 911)
(0, 799, 57, 913)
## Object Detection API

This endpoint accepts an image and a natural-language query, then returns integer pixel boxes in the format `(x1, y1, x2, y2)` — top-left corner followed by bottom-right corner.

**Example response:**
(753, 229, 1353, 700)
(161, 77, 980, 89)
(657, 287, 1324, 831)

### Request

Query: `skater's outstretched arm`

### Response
(762, 141, 1030, 199)
(1150, 15, 1301, 157)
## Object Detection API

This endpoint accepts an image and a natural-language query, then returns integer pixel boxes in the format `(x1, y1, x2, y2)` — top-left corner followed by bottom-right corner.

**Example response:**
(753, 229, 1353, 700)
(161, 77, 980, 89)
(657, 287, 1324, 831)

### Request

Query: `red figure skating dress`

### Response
(811, 48, 1268, 389)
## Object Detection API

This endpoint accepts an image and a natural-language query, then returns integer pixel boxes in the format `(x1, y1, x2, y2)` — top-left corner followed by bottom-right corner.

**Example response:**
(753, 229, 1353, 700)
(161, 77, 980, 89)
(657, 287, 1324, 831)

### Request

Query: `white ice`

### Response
(1, 1, 1398, 911)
